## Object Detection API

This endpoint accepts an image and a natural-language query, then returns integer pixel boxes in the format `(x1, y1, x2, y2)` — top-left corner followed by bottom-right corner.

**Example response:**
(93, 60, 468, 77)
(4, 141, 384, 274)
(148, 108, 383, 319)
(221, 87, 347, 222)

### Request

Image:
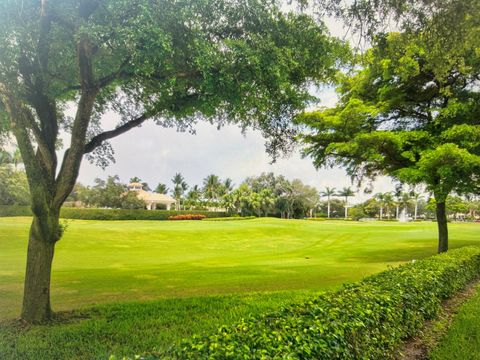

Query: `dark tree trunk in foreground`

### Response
(436, 201, 448, 253)
(22, 220, 55, 323)
(21, 215, 57, 322)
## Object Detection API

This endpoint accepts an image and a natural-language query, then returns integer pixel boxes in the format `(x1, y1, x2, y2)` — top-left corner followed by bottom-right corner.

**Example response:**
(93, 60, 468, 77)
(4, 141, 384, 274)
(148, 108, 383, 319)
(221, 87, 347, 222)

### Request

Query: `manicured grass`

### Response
(430, 284, 480, 360)
(0, 291, 312, 359)
(0, 217, 479, 359)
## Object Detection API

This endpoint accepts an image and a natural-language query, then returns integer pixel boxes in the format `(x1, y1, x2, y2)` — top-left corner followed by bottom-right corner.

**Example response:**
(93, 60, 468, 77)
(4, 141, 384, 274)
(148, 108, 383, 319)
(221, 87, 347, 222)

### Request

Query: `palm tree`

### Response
(203, 174, 221, 204)
(399, 192, 413, 218)
(410, 191, 423, 220)
(337, 187, 355, 219)
(374, 193, 386, 220)
(321, 187, 336, 218)
(171, 173, 188, 210)
(186, 185, 202, 209)
(223, 178, 234, 194)
(383, 192, 395, 219)
(393, 189, 404, 220)
(155, 183, 168, 194)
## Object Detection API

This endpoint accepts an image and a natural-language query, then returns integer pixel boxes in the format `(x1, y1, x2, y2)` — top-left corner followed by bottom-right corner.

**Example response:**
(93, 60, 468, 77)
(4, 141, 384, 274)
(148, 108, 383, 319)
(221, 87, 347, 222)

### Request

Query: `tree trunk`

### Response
(436, 201, 448, 253)
(21, 214, 59, 323)
(327, 199, 331, 218)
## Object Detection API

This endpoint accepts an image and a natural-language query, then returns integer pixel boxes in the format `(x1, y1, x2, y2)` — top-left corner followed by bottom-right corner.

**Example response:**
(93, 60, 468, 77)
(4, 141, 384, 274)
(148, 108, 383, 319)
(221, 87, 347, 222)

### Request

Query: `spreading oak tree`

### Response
(297, 31, 480, 253)
(0, 0, 345, 322)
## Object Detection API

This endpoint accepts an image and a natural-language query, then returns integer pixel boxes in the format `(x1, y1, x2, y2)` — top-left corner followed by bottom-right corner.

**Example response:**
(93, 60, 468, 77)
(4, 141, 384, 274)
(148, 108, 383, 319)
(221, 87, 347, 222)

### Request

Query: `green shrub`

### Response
(348, 207, 368, 221)
(170, 247, 480, 359)
(0, 205, 227, 220)
(0, 205, 31, 217)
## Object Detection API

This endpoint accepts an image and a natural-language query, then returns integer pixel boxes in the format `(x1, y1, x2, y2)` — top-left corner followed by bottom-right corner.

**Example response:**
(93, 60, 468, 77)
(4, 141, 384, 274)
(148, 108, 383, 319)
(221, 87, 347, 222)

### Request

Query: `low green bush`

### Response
(0, 205, 227, 220)
(170, 246, 480, 359)
(0, 205, 31, 217)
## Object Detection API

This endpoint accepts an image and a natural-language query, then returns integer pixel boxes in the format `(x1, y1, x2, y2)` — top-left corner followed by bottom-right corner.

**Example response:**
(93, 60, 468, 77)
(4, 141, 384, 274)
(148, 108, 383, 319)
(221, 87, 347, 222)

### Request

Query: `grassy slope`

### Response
(430, 284, 480, 360)
(0, 217, 479, 359)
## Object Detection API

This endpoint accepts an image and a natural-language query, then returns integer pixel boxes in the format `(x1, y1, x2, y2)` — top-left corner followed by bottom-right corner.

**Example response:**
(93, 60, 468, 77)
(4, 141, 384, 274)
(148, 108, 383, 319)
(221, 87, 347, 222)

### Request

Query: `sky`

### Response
(67, 11, 397, 203)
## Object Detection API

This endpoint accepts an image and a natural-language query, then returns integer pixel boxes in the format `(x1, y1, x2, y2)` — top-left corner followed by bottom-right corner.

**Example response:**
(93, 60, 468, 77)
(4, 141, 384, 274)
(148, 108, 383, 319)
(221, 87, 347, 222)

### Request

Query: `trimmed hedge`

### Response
(0, 205, 227, 220)
(170, 246, 480, 359)
(0, 205, 31, 217)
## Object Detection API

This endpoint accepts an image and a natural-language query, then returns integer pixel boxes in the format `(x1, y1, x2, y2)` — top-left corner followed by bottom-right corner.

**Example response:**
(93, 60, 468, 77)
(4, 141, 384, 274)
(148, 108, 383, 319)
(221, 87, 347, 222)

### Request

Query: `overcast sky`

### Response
(67, 13, 397, 203)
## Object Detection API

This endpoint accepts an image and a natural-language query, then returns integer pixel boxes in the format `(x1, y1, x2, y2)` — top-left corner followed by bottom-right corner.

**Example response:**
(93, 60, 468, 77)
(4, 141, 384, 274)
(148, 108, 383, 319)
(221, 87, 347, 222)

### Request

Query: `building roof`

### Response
(134, 189, 176, 204)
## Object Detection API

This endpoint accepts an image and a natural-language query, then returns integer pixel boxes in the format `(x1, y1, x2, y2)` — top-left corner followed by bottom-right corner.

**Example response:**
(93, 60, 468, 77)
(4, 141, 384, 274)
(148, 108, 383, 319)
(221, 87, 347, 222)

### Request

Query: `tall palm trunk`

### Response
(344, 196, 348, 219)
(327, 196, 331, 218)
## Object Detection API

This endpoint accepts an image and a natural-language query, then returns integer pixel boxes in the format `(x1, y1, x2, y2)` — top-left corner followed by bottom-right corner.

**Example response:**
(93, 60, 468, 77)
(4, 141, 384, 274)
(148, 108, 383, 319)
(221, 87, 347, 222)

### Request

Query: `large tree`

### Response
(298, 31, 480, 253)
(0, 0, 344, 322)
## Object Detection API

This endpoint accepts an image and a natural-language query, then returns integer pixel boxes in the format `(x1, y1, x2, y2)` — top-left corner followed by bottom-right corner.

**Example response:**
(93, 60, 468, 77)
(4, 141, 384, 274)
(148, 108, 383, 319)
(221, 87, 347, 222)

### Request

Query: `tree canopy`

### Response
(297, 30, 480, 252)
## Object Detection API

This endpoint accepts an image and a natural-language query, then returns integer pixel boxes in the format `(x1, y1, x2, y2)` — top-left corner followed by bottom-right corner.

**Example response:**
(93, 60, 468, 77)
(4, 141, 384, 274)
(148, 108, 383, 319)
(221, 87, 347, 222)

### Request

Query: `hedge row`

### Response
(0, 205, 31, 217)
(0, 205, 227, 220)
(170, 246, 480, 359)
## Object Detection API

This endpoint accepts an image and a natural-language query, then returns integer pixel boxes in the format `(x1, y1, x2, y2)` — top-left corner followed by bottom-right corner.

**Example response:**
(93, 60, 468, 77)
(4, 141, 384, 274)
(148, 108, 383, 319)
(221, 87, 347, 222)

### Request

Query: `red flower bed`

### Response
(168, 214, 207, 220)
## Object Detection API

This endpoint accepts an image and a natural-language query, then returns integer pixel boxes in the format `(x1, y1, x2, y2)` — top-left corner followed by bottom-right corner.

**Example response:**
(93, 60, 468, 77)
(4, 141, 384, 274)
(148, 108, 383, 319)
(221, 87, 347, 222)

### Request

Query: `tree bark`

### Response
(436, 201, 448, 253)
(21, 213, 59, 323)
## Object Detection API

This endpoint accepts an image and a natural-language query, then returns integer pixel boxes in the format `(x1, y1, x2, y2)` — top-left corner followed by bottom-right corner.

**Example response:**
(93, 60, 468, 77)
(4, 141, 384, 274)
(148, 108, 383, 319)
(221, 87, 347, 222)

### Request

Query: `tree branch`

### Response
(84, 113, 149, 154)
(54, 36, 98, 208)
(22, 108, 56, 175)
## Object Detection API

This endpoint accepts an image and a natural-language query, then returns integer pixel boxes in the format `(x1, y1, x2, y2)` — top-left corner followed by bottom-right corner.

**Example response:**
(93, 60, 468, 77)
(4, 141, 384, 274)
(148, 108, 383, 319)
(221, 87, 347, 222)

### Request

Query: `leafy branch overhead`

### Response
(298, 31, 480, 198)
(0, 0, 346, 164)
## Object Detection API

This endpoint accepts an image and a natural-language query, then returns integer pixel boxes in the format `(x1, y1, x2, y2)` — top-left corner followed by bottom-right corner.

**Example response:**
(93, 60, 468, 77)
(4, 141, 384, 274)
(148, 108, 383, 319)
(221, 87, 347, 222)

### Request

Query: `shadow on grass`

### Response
(356, 241, 480, 264)
(0, 290, 314, 360)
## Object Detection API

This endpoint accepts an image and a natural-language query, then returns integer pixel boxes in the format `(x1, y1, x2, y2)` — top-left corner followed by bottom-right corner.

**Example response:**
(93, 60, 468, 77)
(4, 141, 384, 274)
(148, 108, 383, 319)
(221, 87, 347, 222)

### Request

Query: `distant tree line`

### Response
(2, 159, 478, 220)
(66, 172, 320, 218)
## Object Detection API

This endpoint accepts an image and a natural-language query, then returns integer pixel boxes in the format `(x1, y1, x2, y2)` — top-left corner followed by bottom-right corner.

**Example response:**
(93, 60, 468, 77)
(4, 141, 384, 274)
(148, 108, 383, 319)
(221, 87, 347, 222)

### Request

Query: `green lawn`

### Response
(0, 217, 479, 359)
(430, 284, 480, 360)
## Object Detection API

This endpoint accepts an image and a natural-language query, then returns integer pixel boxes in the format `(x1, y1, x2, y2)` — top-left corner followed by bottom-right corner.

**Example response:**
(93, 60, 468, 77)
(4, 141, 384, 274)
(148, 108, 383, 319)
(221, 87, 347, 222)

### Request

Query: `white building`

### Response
(128, 182, 176, 210)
